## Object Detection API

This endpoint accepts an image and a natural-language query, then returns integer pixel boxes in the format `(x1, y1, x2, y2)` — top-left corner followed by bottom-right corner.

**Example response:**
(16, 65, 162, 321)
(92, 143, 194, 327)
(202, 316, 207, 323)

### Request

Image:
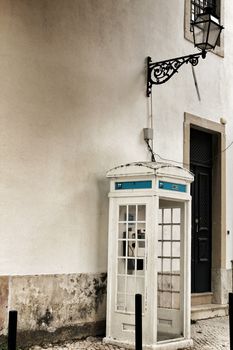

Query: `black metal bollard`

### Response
(8, 310, 17, 350)
(135, 294, 142, 350)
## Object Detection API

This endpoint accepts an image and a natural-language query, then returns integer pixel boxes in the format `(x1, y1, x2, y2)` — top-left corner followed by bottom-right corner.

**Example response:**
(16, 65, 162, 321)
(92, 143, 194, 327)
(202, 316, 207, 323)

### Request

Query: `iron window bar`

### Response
(191, 0, 217, 22)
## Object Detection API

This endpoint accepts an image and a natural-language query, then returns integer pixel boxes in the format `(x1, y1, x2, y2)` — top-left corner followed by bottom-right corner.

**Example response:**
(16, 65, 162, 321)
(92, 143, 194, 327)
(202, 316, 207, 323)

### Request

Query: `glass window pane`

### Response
(137, 223, 146, 239)
(128, 240, 136, 257)
(163, 274, 172, 291)
(128, 224, 136, 239)
(172, 274, 180, 292)
(164, 209, 171, 223)
(136, 259, 144, 271)
(163, 258, 171, 272)
(173, 225, 180, 240)
(163, 225, 171, 240)
(128, 205, 136, 221)
(172, 259, 180, 273)
(159, 292, 172, 308)
(208, 22, 221, 47)
(163, 242, 171, 257)
(138, 205, 146, 221)
(118, 223, 127, 239)
(118, 240, 126, 257)
(137, 241, 145, 257)
(118, 258, 126, 274)
(172, 208, 181, 223)
(127, 259, 135, 274)
(172, 242, 180, 258)
(172, 293, 180, 309)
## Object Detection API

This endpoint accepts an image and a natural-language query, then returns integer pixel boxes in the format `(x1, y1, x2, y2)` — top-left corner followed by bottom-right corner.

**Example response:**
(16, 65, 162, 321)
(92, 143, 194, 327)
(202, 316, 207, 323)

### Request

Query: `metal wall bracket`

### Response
(146, 51, 206, 97)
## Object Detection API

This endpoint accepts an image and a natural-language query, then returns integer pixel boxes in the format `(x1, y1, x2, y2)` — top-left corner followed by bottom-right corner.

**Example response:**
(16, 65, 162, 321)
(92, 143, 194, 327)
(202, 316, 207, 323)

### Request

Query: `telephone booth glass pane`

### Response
(116, 204, 146, 313)
(157, 200, 184, 341)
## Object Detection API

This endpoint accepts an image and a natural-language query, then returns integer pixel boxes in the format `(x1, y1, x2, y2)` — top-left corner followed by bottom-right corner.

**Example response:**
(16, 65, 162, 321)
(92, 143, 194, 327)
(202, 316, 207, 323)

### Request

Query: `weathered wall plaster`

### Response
(0, 273, 106, 346)
(212, 268, 229, 304)
(0, 277, 8, 334)
(227, 268, 233, 293)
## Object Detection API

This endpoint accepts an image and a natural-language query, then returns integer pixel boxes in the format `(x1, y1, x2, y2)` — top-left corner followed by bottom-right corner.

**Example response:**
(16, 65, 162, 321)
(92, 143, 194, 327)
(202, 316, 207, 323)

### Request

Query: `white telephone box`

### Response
(104, 162, 194, 350)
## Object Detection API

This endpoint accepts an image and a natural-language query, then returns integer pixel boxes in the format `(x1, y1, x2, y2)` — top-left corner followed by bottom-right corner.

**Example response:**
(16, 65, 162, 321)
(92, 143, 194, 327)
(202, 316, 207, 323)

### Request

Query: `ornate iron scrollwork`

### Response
(147, 52, 205, 97)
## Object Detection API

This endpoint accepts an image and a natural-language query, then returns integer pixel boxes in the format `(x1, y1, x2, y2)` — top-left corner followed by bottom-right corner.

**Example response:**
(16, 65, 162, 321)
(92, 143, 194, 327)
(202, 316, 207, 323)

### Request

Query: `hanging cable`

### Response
(150, 139, 233, 169)
(144, 89, 156, 162)
(145, 139, 156, 162)
(223, 140, 233, 152)
(144, 64, 233, 166)
(150, 89, 154, 158)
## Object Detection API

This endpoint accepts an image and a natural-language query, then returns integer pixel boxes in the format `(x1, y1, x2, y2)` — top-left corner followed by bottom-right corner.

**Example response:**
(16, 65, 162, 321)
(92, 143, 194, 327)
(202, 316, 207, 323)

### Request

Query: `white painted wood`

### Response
(105, 162, 194, 349)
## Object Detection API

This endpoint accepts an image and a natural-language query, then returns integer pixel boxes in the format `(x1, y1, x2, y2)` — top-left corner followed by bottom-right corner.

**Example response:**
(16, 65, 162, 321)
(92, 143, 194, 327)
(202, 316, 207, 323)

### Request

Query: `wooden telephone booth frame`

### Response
(104, 162, 194, 350)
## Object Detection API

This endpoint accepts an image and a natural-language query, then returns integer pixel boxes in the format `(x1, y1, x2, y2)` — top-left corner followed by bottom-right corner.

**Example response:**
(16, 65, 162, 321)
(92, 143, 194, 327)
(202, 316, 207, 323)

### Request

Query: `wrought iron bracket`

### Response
(146, 51, 206, 97)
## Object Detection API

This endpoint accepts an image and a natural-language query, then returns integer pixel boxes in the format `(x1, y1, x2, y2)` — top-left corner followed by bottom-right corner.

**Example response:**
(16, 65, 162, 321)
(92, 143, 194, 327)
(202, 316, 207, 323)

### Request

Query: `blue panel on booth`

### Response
(115, 180, 152, 190)
(159, 181, 186, 192)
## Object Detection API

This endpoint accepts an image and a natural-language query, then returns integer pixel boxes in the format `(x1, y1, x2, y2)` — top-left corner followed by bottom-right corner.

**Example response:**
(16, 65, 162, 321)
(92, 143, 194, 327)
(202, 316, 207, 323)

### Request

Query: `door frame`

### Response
(183, 112, 226, 304)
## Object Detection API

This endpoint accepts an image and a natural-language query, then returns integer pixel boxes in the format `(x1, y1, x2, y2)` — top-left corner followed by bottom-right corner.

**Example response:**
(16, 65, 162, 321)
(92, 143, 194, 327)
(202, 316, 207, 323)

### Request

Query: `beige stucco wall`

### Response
(0, 0, 233, 336)
(0, 0, 151, 275)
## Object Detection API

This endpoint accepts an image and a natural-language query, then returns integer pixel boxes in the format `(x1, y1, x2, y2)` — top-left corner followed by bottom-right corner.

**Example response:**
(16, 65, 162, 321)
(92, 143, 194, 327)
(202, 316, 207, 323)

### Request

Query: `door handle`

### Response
(195, 218, 199, 233)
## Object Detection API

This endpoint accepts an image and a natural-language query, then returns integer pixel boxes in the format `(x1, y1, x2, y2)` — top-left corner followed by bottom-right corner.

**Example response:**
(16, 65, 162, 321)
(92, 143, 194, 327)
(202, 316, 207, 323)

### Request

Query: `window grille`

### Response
(191, 0, 218, 22)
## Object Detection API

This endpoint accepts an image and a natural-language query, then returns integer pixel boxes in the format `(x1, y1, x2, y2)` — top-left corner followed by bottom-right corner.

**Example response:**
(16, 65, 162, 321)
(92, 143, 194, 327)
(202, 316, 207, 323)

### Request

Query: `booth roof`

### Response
(106, 161, 194, 181)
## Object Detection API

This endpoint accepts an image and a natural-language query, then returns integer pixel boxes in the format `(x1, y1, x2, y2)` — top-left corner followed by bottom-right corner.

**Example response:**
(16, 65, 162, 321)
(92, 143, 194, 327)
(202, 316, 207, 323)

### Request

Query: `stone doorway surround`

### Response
(183, 112, 227, 305)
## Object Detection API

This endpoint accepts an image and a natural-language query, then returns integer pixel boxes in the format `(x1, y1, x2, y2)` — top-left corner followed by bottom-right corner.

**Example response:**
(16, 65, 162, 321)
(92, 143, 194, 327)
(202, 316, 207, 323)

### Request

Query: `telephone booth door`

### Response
(106, 196, 155, 345)
(157, 199, 188, 342)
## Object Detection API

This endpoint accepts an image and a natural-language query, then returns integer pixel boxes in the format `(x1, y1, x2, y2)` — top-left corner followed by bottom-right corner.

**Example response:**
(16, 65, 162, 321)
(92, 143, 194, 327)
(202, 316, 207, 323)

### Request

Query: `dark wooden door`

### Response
(190, 129, 212, 293)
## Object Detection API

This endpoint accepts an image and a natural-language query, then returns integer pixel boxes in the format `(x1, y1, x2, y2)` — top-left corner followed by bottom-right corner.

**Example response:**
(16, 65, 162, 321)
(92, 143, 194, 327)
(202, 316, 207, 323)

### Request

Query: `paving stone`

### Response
(191, 316, 229, 350)
(29, 316, 230, 350)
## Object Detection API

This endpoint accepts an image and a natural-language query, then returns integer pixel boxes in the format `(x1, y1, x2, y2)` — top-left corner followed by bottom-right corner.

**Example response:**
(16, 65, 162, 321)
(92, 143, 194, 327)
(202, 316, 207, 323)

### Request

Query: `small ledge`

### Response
(191, 303, 229, 321)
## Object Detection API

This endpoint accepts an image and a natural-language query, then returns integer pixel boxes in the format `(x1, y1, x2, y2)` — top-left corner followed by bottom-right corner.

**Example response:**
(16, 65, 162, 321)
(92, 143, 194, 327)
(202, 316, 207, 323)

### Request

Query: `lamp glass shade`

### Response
(208, 20, 222, 48)
(192, 10, 223, 52)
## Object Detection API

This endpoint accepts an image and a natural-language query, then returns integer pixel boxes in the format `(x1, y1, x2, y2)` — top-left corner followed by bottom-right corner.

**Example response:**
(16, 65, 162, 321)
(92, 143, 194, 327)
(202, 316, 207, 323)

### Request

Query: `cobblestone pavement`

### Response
(30, 316, 230, 350)
(191, 316, 229, 349)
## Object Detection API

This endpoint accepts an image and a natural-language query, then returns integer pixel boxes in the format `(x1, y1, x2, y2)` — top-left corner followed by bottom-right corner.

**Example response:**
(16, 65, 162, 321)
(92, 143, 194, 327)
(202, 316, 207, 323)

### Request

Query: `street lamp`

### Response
(146, 7, 224, 97)
(193, 7, 223, 52)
